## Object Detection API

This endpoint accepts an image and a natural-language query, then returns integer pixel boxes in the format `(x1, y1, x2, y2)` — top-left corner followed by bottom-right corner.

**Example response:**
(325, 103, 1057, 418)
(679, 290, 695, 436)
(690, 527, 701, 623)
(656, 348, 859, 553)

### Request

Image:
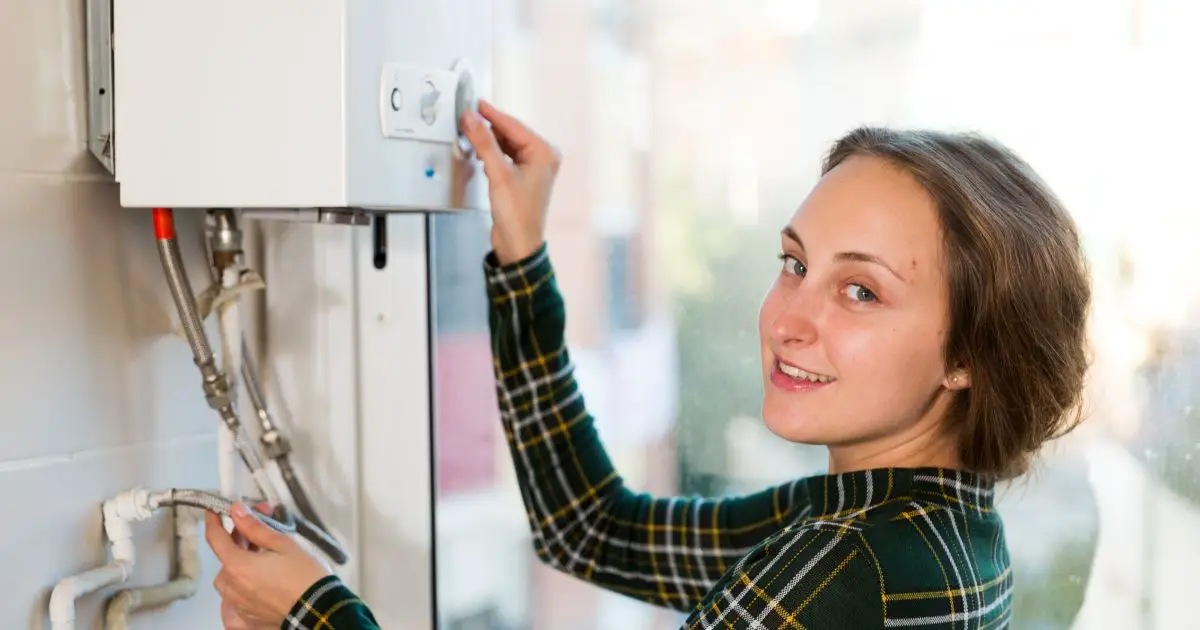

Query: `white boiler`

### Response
(91, 0, 494, 212)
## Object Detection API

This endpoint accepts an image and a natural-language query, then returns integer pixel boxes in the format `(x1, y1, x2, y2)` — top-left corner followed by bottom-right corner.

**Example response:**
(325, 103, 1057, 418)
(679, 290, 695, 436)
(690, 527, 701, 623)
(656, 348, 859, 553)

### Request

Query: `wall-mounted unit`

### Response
(87, 0, 494, 212)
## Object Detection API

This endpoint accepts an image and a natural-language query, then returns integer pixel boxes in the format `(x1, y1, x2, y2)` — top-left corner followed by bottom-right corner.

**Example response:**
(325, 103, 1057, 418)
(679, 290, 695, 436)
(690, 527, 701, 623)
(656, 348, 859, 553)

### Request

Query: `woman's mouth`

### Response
(771, 359, 836, 392)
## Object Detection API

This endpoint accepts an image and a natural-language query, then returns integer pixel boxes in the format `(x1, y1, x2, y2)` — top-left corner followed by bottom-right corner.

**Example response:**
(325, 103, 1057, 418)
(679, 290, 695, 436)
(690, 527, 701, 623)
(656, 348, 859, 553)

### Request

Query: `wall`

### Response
(0, 1, 231, 627)
(0, 1, 476, 627)
(0, 0, 366, 626)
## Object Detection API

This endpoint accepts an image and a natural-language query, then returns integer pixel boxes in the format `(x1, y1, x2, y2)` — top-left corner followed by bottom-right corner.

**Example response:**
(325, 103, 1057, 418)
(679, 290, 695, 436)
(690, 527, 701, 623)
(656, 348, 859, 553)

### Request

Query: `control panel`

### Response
(380, 58, 477, 154)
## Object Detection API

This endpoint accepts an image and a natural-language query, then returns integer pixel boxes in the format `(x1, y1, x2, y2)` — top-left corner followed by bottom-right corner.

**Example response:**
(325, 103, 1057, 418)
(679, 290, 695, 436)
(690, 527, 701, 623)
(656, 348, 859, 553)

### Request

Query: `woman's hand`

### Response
(462, 99, 562, 265)
(218, 601, 269, 630)
(204, 503, 331, 628)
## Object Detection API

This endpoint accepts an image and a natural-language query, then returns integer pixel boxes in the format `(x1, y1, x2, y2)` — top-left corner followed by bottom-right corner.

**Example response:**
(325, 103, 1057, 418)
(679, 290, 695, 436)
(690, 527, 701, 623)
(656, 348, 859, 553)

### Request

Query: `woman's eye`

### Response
(779, 254, 806, 277)
(844, 283, 877, 303)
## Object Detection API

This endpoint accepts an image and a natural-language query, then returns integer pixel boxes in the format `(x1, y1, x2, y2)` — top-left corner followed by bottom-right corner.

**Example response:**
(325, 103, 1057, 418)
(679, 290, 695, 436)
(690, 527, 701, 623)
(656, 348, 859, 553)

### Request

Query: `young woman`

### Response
(205, 99, 1091, 629)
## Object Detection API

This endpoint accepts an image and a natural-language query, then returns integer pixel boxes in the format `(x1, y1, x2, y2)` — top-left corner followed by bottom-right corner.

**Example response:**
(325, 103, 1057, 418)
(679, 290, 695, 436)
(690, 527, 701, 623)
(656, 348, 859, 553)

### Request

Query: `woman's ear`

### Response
(945, 368, 971, 390)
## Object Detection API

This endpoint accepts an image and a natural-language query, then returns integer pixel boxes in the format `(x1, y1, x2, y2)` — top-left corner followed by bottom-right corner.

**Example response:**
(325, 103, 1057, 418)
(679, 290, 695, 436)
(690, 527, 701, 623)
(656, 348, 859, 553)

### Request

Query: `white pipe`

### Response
(217, 266, 241, 505)
(49, 565, 129, 630)
(215, 267, 284, 508)
(49, 489, 155, 630)
(104, 506, 202, 630)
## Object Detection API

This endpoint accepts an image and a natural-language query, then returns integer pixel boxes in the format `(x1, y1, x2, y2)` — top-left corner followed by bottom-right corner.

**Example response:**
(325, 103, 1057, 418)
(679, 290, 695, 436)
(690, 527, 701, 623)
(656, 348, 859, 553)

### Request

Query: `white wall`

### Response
(0, 1, 229, 626)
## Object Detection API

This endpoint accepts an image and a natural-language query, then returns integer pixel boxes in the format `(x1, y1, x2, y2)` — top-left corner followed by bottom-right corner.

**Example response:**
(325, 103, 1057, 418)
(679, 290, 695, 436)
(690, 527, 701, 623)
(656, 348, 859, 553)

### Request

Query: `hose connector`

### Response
(259, 428, 292, 460)
(199, 366, 234, 412)
(206, 208, 243, 272)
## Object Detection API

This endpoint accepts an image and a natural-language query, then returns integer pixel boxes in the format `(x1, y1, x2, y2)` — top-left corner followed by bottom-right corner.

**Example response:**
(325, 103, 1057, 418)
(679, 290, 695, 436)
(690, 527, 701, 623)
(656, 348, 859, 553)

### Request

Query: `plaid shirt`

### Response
(285, 245, 1013, 629)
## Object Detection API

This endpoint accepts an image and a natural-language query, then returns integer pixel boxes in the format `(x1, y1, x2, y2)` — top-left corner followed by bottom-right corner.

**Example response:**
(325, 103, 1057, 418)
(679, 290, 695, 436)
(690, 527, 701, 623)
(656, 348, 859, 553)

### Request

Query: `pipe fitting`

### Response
(206, 208, 243, 271)
(104, 506, 203, 630)
(101, 518, 134, 575)
(199, 368, 233, 411)
(152, 207, 348, 567)
(259, 429, 291, 460)
(107, 487, 155, 522)
(50, 563, 131, 630)
(49, 492, 152, 630)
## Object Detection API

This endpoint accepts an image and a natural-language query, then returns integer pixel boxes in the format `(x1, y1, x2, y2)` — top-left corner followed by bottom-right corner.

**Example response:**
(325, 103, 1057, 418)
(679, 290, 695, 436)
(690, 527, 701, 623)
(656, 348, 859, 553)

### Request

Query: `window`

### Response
(429, 1, 1200, 628)
(605, 234, 643, 333)
(429, 216, 501, 497)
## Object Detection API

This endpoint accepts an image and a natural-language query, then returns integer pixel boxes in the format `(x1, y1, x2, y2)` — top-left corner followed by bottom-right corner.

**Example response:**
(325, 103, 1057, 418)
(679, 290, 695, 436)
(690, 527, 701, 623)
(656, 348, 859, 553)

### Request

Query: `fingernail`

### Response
(463, 111, 479, 131)
(233, 502, 250, 517)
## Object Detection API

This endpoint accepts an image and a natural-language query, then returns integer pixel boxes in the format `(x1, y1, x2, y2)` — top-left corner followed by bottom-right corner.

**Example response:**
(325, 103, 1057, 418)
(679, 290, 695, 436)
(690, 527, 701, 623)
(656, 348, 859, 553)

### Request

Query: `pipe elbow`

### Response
(48, 577, 79, 627)
(104, 589, 139, 630)
(110, 544, 137, 573)
(48, 564, 130, 628)
(104, 490, 155, 568)
(104, 488, 154, 525)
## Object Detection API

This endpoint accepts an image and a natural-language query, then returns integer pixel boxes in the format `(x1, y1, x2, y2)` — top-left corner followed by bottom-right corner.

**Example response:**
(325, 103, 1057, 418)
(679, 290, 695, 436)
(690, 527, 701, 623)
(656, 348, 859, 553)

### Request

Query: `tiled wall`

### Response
(1, 0, 225, 626)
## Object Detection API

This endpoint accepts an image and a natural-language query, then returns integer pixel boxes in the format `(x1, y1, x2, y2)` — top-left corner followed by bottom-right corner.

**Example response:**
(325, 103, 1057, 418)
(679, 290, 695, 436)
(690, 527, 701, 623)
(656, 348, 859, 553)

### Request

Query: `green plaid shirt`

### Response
(286, 245, 1013, 629)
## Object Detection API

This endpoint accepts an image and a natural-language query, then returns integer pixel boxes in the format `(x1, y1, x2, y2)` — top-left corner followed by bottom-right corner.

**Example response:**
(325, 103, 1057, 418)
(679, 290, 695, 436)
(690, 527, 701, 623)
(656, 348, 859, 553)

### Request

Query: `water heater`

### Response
(89, 0, 494, 212)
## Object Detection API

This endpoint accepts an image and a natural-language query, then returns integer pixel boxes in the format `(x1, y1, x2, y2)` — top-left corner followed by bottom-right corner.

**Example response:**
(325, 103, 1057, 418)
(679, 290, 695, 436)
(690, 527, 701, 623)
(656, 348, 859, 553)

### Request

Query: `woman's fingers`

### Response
(478, 100, 556, 166)
(213, 569, 252, 611)
(463, 112, 513, 186)
(228, 502, 289, 553)
(221, 600, 254, 630)
(205, 511, 247, 565)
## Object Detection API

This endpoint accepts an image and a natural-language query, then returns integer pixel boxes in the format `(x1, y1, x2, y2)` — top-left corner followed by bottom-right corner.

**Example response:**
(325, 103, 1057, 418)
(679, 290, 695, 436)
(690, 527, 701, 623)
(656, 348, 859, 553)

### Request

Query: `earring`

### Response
(950, 375, 959, 384)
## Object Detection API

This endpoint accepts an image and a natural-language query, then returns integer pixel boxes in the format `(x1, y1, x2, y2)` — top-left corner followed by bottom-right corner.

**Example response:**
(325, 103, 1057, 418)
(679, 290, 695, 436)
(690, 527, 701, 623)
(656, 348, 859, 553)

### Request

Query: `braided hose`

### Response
(277, 457, 329, 532)
(157, 208, 349, 565)
(150, 488, 344, 564)
(154, 210, 214, 366)
(153, 208, 278, 504)
(295, 508, 350, 565)
(150, 489, 296, 535)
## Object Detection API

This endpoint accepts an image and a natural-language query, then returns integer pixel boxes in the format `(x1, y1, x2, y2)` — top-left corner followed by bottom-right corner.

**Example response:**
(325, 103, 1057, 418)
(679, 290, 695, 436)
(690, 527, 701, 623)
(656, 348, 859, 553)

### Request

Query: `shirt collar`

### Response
(804, 467, 995, 520)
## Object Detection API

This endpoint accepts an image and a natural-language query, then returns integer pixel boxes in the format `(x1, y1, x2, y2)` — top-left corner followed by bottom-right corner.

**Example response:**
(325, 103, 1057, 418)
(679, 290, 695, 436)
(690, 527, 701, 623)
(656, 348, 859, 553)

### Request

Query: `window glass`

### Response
(432, 1, 1200, 628)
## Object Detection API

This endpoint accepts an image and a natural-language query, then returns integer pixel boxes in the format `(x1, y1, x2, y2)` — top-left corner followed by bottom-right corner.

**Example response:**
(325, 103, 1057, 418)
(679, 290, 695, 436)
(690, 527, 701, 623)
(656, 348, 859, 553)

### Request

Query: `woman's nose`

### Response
(770, 287, 820, 346)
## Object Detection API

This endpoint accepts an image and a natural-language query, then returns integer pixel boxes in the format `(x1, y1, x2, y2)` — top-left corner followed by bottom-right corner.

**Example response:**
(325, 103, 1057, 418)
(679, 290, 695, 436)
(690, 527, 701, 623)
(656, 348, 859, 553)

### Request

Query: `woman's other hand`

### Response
(204, 503, 331, 628)
(462, 99, 562, 265)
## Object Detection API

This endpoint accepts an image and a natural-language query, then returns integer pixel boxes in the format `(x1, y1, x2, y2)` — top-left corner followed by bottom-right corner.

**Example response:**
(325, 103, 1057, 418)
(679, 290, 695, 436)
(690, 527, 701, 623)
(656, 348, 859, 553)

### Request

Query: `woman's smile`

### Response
(770, 358, 836, 392)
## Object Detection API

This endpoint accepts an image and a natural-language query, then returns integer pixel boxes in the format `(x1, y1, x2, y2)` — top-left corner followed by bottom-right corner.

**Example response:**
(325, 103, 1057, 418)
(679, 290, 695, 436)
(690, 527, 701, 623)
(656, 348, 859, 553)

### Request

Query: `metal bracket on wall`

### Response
(85, 0, 115, 175)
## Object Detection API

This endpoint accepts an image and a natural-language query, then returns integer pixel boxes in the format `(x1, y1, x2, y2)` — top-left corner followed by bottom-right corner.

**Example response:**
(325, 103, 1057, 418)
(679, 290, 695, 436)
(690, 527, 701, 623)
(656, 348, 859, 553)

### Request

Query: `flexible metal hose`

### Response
(149, 489, 344, 564)
(160, 208, 349, 565)
(242, 348, 345, 562)
(150, 489, 296, 535)
(153, 208, 278, 506)
(240, 342, 332, 535)
(295, 505, 350, 565)
(240, 340, 274, 435)
(208, 211, 344, 560)
(155, 211, 214, 367)
(276, 457, 329, 532)
(205, 210, 344, 561)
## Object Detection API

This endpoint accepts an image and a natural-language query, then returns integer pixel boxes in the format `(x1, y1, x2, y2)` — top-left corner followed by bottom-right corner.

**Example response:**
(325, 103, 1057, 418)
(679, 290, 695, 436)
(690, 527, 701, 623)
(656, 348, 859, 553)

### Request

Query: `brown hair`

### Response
(822, 127, 1092, 479)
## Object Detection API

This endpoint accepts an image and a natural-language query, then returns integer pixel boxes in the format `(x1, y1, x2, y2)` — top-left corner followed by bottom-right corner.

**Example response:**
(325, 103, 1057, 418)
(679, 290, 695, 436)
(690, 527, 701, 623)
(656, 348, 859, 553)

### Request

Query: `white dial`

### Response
(420, 80, 439, 126)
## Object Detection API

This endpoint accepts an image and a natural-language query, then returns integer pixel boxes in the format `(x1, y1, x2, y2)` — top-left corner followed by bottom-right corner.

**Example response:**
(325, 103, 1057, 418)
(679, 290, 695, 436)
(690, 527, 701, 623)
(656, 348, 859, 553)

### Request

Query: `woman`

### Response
(205, 99, 1091, 629)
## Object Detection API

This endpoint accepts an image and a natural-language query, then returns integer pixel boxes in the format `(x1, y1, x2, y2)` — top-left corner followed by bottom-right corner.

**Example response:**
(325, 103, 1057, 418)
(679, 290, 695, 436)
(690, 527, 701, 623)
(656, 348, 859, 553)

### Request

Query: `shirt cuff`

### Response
(284, 575, 372, 630)
(483, 243, 555, 303)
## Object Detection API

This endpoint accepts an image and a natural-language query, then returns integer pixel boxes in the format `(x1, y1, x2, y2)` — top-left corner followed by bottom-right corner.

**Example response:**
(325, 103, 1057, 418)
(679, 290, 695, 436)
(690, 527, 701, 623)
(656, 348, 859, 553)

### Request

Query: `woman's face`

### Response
(758, 155, 967, 465)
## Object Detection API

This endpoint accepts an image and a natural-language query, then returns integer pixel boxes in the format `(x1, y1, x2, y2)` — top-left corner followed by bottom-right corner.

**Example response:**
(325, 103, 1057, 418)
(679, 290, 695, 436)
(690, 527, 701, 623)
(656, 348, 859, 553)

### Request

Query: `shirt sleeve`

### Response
(283, 575, 381, 630)
(682, 526, 884, 629)
(485, 244, 811, 613)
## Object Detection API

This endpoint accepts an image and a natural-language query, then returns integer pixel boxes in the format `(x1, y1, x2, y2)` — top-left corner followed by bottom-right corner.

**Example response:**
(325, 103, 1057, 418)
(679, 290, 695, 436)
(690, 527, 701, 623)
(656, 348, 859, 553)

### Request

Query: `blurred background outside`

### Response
(429, 1, 1200, 628)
